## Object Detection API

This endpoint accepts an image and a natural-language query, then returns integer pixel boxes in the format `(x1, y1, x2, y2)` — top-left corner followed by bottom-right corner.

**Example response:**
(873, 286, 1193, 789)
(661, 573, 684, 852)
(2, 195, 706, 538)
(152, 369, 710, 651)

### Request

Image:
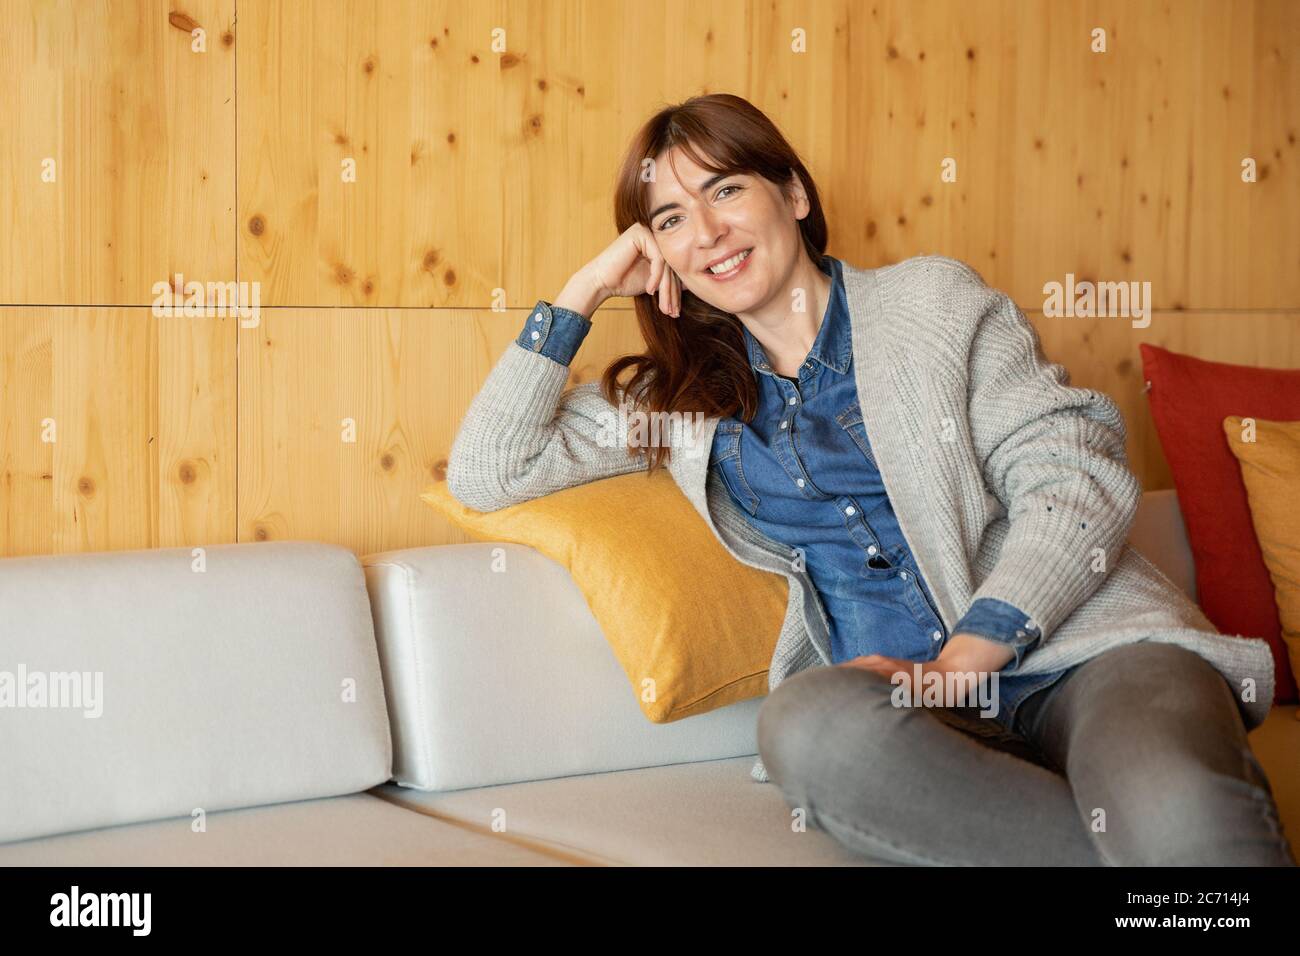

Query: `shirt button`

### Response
(533, 312, 543, 322)
(1016, 629, 1027, 638)
(900, 571, 909, 580)
(867, 545, 877, 554)
(788, 396, 797, 405)
(530, 330, 540, 341)
(780, 420, 788, 429)
(932, 630, 942, 641)
(1024, 618, 1036, 630)
(796, 478, 805, 488)
(844, 506, 855, 516)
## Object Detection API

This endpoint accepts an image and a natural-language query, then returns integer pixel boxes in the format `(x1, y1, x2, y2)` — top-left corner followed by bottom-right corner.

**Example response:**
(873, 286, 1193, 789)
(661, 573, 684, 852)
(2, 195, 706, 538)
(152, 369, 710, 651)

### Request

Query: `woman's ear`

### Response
(787, 170, 811, 220)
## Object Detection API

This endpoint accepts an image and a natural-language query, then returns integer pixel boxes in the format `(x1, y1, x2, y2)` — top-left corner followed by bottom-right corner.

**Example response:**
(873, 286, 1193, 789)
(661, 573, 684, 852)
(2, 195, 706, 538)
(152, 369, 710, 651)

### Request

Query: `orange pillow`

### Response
(1223, 415, 1300, 696)
(420, 471, 787, 722)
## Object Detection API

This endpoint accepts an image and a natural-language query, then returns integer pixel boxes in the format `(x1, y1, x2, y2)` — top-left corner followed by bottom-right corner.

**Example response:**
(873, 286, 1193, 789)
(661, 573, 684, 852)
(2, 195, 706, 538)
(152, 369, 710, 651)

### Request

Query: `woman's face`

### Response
(644, 146, 810, 317)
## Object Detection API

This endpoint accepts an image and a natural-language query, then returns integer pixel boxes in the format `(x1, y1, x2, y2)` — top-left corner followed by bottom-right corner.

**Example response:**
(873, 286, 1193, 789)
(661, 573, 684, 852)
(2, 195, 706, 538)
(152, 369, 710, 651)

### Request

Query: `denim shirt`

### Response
(516, 260, 1071, 732)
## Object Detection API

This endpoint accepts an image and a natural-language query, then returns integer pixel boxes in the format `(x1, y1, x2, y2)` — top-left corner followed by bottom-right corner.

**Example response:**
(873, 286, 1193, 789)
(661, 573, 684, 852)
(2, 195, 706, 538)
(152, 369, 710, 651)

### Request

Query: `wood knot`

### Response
(77, 476, 95, 496)
(169, 11, 200, 33)
(248, 214, 265, 236)
(178, 461, 197, 484)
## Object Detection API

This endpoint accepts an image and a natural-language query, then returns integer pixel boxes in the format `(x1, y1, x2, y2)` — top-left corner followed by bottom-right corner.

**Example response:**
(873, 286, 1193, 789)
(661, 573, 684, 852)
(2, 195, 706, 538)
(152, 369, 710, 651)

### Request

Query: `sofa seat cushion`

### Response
(372, 756, 886, 866)
(373, 705, 1300, 867)
(0, 794, 567, 866)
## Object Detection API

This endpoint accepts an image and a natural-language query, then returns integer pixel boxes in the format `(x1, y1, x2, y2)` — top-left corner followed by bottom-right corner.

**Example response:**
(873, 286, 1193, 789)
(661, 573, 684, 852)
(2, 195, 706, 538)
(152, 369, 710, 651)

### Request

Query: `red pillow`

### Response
(1140, 343, 1300, 704)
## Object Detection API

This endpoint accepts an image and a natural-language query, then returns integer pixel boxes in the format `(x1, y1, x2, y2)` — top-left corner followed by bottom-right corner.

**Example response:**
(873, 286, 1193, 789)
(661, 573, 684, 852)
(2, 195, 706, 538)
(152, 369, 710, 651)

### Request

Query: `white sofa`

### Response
(1, 489, 1295, 866)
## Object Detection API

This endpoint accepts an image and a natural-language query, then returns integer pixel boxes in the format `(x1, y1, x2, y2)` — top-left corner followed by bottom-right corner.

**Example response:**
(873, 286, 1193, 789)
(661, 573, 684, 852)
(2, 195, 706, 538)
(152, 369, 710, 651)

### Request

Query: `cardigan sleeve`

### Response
(964, 290, 1140, 643)
(446, 302, 650, 512)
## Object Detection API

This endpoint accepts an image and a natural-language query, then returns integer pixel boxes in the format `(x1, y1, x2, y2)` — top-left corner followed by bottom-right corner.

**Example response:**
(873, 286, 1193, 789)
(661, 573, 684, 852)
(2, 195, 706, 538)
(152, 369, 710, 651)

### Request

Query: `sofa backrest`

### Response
(0, 541, 392, 845)
(1125, 488, 1198, 602)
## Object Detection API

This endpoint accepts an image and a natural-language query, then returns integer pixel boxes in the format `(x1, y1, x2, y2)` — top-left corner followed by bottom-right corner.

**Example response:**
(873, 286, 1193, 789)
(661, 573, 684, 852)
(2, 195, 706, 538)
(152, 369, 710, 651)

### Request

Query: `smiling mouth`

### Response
(704, 248, 753, 276)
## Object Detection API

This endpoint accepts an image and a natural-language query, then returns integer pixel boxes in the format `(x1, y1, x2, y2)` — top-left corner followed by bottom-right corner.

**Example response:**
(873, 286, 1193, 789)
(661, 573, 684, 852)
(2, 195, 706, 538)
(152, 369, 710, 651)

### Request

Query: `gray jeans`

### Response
(756, 641, 1296, 865)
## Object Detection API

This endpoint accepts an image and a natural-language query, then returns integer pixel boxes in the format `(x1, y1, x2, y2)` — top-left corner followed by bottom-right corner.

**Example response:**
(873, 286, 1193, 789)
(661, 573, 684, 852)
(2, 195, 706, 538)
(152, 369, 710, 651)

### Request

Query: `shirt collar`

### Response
(742, 254, 852, 376)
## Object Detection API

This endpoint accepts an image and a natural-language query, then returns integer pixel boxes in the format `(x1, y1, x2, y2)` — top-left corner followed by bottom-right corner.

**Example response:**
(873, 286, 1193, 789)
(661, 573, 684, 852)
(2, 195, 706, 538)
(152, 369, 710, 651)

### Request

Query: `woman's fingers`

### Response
(645, 251, 663, 296)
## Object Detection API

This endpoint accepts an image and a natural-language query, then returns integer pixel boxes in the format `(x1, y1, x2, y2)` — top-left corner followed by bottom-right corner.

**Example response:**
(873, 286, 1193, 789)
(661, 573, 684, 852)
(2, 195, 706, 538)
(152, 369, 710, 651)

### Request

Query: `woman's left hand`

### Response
(836, 632, 1017, 690)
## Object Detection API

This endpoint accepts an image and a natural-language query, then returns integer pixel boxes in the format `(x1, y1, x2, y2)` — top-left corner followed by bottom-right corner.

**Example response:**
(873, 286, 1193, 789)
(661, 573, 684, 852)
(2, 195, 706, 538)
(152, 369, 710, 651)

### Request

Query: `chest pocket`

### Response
(834, 399, 877, 468)
(711, 420, 761, 516)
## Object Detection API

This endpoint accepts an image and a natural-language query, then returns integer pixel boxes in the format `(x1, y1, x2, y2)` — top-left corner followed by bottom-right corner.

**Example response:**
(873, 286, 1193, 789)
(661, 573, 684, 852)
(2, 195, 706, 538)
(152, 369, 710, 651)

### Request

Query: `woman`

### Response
(448, 93, 1294, 866)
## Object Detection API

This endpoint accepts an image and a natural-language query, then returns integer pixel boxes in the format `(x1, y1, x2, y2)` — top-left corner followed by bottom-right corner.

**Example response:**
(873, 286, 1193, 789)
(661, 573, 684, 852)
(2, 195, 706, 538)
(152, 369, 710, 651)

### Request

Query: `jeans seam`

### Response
(1245, 765, 1295, 860)
(801, 785, 962, 867)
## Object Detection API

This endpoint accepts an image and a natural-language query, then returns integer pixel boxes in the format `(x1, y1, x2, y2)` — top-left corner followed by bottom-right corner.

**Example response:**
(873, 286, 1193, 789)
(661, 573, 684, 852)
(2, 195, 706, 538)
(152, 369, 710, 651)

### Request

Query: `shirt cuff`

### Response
(953, 597, 1042, 673)
(515, 299, 592, 367)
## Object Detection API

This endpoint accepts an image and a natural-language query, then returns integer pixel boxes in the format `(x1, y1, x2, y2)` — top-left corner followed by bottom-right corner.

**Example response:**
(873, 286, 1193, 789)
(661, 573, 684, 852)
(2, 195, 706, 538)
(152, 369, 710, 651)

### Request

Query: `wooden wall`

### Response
(1, 0, 1296, 557)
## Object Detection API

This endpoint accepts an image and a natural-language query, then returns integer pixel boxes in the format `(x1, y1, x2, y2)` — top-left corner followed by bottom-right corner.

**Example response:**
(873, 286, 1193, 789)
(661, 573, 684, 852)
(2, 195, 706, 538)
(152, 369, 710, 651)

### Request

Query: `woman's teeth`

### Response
(708, 249, 751, 274)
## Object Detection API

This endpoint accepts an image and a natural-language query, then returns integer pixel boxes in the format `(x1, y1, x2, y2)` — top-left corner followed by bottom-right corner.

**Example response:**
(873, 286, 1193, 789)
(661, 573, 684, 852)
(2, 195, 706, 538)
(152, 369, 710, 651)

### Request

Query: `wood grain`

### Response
(0, 0, 235, 305)
(0, 306, 236, 556)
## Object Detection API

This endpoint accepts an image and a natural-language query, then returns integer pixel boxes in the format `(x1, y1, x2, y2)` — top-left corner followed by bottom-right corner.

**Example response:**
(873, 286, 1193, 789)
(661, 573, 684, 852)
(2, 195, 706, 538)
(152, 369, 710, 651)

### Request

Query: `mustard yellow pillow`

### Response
(420, 471, 787, 722)
(1223, 415, 1300, 691)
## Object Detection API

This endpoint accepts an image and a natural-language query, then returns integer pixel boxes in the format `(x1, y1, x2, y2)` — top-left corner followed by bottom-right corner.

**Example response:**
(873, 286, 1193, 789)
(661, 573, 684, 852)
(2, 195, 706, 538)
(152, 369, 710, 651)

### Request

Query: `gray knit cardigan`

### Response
(447, 254, 1277, 784)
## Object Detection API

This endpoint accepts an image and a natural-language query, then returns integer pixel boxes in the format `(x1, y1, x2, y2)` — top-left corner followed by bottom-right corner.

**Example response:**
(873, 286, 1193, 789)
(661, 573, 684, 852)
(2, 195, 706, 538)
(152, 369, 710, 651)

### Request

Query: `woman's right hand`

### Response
(562, 223, 682, 318)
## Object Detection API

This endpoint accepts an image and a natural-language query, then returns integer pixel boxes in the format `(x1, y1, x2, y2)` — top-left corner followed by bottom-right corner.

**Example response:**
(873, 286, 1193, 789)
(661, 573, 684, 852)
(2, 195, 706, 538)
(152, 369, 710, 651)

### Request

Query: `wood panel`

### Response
(0, 307, 236, 556)
(237, 304, 643, 551)
(2, 0, 1298, 557)
(237, 0, 586, 308)
(835, 0, 1299, 310)
(0, 0, 236, 305)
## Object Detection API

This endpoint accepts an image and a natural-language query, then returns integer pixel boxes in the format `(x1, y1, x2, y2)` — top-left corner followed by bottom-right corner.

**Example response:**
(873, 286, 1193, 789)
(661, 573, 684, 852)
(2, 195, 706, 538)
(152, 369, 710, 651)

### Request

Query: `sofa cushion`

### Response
(372, 757, 883, 866)
(0, 541, 392, 844)
(1124, 488, 1198, 601)
(0, 793, 567, 866)
(361, 541, 763, 791)
(421, 474, 787, 723)
(372, 703, 1300, 866)
(1140, 343, 1300, 701)
(1224, 415, 1300, 687)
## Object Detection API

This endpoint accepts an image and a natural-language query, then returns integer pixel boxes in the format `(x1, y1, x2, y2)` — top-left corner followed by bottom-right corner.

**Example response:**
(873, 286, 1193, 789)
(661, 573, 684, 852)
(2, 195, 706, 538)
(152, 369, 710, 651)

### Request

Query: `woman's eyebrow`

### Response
(649, 172, 734, 220)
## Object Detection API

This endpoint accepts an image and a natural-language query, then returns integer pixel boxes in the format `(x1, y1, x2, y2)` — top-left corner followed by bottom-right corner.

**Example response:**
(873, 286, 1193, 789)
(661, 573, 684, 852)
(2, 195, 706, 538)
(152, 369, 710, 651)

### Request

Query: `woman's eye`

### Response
(656, 185, 739, 230)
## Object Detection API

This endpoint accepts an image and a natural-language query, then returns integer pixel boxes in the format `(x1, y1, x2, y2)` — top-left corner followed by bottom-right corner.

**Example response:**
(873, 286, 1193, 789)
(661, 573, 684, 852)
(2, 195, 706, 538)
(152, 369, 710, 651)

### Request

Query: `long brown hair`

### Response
(598, 93, 829, 473)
